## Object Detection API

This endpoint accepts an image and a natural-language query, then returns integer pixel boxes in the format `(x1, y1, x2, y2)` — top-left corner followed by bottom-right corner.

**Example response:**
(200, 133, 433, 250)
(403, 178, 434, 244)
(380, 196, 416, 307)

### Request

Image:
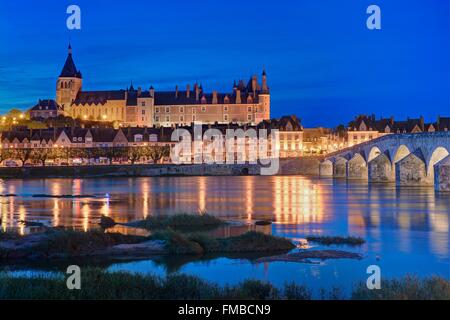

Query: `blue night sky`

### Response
(0, 0, 448, 127)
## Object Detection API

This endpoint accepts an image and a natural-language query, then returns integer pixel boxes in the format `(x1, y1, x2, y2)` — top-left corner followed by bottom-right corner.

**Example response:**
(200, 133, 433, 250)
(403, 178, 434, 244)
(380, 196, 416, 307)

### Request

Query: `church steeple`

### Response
(60, 43, 82, 79)
(129, 81, 135, 92)
(56, 43, 83, 113)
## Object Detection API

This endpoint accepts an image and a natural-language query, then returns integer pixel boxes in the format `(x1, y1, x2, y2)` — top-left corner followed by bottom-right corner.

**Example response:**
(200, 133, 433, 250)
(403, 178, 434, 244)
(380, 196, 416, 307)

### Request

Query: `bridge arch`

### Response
(348, 153, 368, 180)
(427, 147, 449, 181)
(393, 145, 411, 164)
(368, 153, 393, 182)
(368, 146, 382, 163)
(333, 156, 348, 178)
(319, 159, 333, 177)
(324, 132, 450, 190)
(396, 149, 428, 186)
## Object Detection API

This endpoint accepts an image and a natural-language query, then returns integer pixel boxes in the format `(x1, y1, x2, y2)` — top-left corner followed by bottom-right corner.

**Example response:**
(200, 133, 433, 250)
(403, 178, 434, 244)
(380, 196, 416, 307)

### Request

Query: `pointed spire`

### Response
(129, 81, 135, 91)
(60, 43, 81, 78)
(261, 68, 269, 94)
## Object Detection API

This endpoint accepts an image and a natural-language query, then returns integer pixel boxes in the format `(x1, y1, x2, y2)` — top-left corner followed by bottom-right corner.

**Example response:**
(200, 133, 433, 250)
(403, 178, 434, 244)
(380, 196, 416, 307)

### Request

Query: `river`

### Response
(0, 176, 449, 293)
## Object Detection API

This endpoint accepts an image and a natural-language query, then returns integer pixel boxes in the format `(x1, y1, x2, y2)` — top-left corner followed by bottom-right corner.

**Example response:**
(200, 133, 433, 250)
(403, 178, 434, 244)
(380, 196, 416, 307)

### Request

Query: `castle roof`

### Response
(31, 99, 63, 111)
(153, 90, 258, 105)
(71, 89, 262, 106)
(257, 115, 303, 131)
(72, 90, 126, 105)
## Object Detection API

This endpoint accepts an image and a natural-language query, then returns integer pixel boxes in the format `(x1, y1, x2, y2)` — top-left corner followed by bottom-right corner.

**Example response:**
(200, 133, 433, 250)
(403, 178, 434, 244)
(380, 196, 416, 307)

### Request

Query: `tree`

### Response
(147, 145, 170, 164)
(0, 148, 14, 165)
(113, 147, 128, 164)
(336, 124, 347, 138)
(24, 120, 47, 129)
(31, 148, 52, 166)
(126, 146, 145, 164)
(70, 147, 88, 163)
(6, 109, 23, 119)
(100, 147, 128, 164)
(13, 148, 33, 166)
(97, 147, 113, 164)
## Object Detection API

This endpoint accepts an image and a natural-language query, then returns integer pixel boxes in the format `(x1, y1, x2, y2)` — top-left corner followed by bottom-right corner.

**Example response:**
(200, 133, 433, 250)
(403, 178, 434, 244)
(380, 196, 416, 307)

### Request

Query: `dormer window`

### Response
(134, 134, 143, 142)
(201, 96, 207, 104)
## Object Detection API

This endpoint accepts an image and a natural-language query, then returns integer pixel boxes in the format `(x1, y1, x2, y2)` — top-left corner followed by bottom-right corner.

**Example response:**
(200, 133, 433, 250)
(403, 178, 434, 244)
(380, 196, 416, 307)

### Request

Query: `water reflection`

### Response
(274, 177, 325, 225)
(0, 176, 449, 261)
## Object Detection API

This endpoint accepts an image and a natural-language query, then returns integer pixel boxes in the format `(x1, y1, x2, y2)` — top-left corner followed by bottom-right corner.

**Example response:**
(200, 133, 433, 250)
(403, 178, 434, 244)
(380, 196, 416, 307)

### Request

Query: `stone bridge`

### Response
(319, 132, 450, 192)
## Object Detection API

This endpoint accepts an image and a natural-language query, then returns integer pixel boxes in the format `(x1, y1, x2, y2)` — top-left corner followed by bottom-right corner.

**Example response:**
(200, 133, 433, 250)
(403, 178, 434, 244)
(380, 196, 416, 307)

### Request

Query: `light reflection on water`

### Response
(0, 176, 334, 230)
(0, 176, 449, 288)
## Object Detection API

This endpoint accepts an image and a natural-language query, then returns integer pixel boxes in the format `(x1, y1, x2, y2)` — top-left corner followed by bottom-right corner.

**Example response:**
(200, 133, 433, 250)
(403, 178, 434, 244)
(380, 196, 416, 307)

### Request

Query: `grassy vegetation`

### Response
(129, 213, 224, 231)
(2, 227, 293, 258)
(0, 268, 307, 300)
(0, 232, 22, 241)
(352, 275, 450, 300)
(151, 229, 204, 255)
(1, 269, 448, 300)
(1, 229, 148, 258)
(38, 229, 147, 253)
(306, 235, 365, 246)
(151, 230, 295, 255)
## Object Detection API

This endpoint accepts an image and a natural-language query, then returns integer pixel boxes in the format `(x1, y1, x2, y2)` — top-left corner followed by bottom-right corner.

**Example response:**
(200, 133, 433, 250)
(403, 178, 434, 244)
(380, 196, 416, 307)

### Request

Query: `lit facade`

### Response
(54, 45, 270, 127)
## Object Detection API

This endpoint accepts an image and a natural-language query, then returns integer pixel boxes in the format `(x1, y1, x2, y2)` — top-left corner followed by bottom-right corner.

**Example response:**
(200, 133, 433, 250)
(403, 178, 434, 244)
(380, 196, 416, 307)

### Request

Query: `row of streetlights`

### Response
(1, 113, 26, 125)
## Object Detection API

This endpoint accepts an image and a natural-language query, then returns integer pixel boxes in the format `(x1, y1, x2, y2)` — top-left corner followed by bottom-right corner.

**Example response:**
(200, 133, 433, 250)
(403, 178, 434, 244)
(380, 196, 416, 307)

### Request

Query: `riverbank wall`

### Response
(0, 157, 322, 179)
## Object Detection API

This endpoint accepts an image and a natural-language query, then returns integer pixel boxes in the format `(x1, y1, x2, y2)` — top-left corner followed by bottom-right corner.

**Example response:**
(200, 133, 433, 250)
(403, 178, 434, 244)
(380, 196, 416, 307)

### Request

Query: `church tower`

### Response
(56, 44, 82, 117)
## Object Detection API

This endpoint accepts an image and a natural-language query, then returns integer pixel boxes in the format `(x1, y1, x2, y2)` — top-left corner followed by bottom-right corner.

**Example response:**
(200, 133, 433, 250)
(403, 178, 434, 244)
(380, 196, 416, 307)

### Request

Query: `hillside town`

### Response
(0, 45, 449, 167)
